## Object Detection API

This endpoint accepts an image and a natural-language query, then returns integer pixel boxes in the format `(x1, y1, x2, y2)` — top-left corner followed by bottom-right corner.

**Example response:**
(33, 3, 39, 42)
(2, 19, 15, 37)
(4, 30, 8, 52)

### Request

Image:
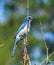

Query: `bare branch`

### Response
(40, 52, 54, 65)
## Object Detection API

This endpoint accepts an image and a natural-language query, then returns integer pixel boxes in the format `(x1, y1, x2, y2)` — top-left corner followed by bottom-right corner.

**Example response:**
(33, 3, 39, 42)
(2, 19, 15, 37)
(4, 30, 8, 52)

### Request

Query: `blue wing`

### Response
(14, 23, 25, 38)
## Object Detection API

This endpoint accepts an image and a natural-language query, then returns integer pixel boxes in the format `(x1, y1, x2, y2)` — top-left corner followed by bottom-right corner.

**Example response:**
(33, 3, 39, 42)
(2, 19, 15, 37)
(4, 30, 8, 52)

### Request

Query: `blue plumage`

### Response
(12, 38, 19, 57)
(12, 16, 33, 57)
(14, 18, 27, 38)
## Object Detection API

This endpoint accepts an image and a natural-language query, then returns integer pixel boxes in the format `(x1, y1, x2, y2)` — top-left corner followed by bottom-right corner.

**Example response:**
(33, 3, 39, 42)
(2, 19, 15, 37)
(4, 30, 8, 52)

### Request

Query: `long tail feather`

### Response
(12, 38, 19, 57)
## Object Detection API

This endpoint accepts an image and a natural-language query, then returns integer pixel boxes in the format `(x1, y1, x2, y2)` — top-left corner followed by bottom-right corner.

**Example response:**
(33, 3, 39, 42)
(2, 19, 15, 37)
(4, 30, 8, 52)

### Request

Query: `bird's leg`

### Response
(23, 38, 26, 45)
(23, 37, 27, 45)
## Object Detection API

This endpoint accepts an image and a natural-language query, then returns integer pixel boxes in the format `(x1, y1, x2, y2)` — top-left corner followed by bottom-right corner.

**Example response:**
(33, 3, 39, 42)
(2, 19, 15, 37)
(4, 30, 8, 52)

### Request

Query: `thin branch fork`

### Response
(40, 52, 54, 65)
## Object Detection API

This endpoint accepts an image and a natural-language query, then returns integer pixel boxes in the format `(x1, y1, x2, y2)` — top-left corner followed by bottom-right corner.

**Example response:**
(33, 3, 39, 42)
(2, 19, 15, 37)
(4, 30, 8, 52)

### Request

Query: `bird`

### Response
(12, 16, 33, 57)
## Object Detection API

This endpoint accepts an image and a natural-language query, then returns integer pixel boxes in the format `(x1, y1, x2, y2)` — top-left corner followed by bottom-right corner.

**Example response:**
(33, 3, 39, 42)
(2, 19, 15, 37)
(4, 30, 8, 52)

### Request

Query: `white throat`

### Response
(27, 21, 30, 32)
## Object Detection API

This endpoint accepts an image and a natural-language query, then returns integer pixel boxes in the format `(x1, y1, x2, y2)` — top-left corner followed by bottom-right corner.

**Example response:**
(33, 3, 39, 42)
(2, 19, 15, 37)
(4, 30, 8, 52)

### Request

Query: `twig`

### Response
(40, 21, 54, 65)
(24, 40, 27, 65)
(40, 52, 54, 65)
(29, 60, 31, 65)
(27, 0, 29, 17)
(23, 0, 30, 65)
(0, 44, 4, 48)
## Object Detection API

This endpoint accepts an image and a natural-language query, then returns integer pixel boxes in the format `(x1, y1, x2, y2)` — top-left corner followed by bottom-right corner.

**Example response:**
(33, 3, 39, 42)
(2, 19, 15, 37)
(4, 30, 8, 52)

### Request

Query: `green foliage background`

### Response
(0, 0, 54, 65)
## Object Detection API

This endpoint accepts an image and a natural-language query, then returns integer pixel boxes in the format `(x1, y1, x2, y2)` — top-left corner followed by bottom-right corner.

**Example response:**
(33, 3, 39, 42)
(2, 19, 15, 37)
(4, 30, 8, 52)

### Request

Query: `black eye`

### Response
(29, 17, 31, 19)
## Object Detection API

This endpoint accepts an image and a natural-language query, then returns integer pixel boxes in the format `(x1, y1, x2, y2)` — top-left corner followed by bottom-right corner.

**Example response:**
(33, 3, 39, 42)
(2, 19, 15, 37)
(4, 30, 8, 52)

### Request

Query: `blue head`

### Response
(24, 16, 33, 24)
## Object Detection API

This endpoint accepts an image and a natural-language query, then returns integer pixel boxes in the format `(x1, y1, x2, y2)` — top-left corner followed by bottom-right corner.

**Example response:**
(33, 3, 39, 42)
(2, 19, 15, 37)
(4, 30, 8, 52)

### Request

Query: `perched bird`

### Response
(12, 16, 33, 57)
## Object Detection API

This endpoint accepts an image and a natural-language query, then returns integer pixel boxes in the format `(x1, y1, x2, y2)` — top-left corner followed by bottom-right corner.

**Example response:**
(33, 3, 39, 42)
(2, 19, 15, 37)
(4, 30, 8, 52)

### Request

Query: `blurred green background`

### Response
(0, 0, 54, 65)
